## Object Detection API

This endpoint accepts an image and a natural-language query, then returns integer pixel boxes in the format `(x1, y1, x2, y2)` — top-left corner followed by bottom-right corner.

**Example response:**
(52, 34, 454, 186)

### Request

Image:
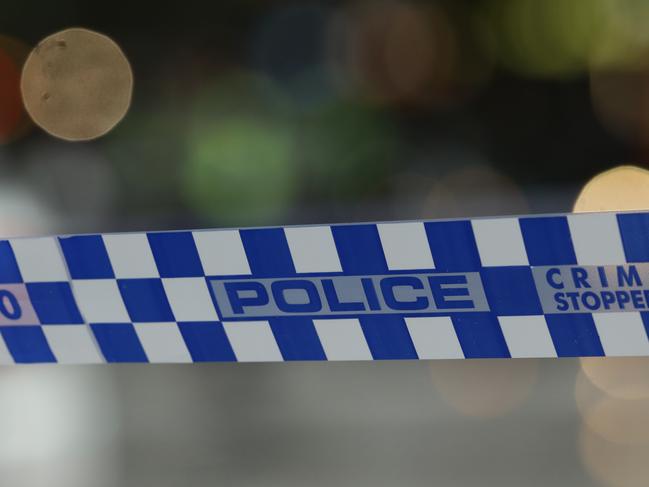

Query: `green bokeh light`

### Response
(181, 73, 298, 224)
(298, 100, 399, 201)
(183, 115, 297, 223)
(487, 0, 607, 78)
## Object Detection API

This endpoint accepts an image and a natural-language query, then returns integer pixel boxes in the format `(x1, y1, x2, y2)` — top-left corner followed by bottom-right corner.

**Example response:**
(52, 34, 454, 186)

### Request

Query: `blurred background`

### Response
(2, 0, 649, 486)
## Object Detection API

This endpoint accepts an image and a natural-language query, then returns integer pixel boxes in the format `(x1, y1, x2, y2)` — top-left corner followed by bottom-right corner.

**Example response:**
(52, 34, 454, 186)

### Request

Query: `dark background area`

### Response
(2, 0, 643, 234)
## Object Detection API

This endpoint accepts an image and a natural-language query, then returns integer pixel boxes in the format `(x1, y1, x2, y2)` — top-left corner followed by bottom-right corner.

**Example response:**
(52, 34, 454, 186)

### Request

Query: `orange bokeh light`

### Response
(0, 46, 24, 144)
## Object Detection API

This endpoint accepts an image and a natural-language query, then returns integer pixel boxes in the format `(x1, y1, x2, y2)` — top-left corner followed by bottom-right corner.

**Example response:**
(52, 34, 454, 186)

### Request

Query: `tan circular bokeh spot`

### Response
(21, 28, 133, 141)
(573, 165, 649, 398)
(430, 358, 538, 417)
(573, 165, 649, 213)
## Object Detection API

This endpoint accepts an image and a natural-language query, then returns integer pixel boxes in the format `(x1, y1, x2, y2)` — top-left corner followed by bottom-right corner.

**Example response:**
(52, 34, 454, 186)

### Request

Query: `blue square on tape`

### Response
(358, 315, 418, 359)
(239, 228, 295, 277)
(480, 267, 543, 316)
(59, 235, 114, 279)
(1, 326, 56, 363)
(0, 241, 22, 283)
(545, 314, 604, 357)
(451, 313, 510, 358)
(117, 278, 174, 322)
(178, 322, 236, 362)
(26, 282, 84, 324)
(618, 213, 649, 262)
(147, 232, 204, 278)
(331, 224, 387, 274)
(424, 221, 481, 271)
(641, 312, 649, 337)
(91, 323, 148, 362)
(520, 216, 577, 265)
(269, 317, 326, 361)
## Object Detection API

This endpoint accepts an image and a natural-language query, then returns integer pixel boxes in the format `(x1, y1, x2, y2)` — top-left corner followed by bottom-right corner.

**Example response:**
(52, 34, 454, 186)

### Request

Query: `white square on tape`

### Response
(103, 233, 159, 278)
(284, 226, 342, 273)
(223, 321, 283, 362)
(593, 312, 649, 357)
(10, 237, 69, 282)
(134, 322, 192, 363)
(313, 319, 372, 361)
(193, 230, 251, 276)
(162, 278, 219, 322)
(377, 222, 434, 270)
(498, 315, 556, 358)
(0, 335, 14, 364)
(72, 280, 130, 323)
(405, 316, 464, 359)
(568, 213, 626, 265)
(472, 218, 529, 266)
(43, 325, 103, 364)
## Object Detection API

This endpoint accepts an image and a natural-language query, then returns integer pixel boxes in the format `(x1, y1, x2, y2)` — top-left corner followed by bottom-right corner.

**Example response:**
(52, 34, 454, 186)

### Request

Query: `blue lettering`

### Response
(272, 280, 322, 313)
(322, 279, 364, 312)
(547, 268, 564, 289)
(225, 281, 269, 314)
(566, 292, 581, 309)
(581, 291, 600, 311)
(0, 290, 21, 320)
(554, 292, 568, 311)
(617, 265, 642, 287)
(380, 276, 428, 311)
(615, 290, 631, 309)
(428, 275, 474, 309)
(215, 272, 484, 318)
(631, 290, 645, 309)
(601, 291, 616, 309)
(571, 268, 591, 288)
(597, 266, 609, 287)
(361, 278, 381, 311)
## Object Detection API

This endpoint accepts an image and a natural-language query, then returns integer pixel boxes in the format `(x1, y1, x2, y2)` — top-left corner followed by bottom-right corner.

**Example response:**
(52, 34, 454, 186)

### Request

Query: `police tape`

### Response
(1, 210, 649, 364)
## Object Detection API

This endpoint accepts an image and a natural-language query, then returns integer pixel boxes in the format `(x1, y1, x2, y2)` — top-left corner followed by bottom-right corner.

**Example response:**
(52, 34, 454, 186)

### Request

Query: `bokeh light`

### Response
(0, 368, 119, 487)
(0, 142, 59, 238)
(589, 0, 649, 68)
(421, 163, 528, 219)
(105, 107, 186, 217)
(22, 142, 117, 229)
(423, 162, 532, 420)
(585, 0, 649, 144)
(486, 0, 606, 79)
(430, 359, 538, 418)
(576, 369, 649, 445)
(575, 168, 649, 397)
(184, 115, 296, 223)
(0, 180, 57, 237)
(590, 61, 649, 145)
(574, 165, 649, 212)
(574, 165, 649, 484)
(327, 1, 489, 107)
(253, 4, 329, 82)
(182, 72, 298, 224)
(298, 99, 399, 202)
(328, 0, 434, 104)
(579, 423, 649, 487)
(581, 357, 649, 399)
(0, 50, 22, 143)
(21, 28, 133, 141)
(252, 3, 336, 108)
(0, 35, 30, 144)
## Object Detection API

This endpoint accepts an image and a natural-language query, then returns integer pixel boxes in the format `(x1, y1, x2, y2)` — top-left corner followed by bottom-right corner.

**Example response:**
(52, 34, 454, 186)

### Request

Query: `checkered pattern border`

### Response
(1, 211, 649, 364)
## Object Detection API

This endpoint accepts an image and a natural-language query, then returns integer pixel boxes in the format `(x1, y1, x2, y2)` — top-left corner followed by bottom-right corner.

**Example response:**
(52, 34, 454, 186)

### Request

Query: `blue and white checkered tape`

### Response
(1, 210, 649, 364)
